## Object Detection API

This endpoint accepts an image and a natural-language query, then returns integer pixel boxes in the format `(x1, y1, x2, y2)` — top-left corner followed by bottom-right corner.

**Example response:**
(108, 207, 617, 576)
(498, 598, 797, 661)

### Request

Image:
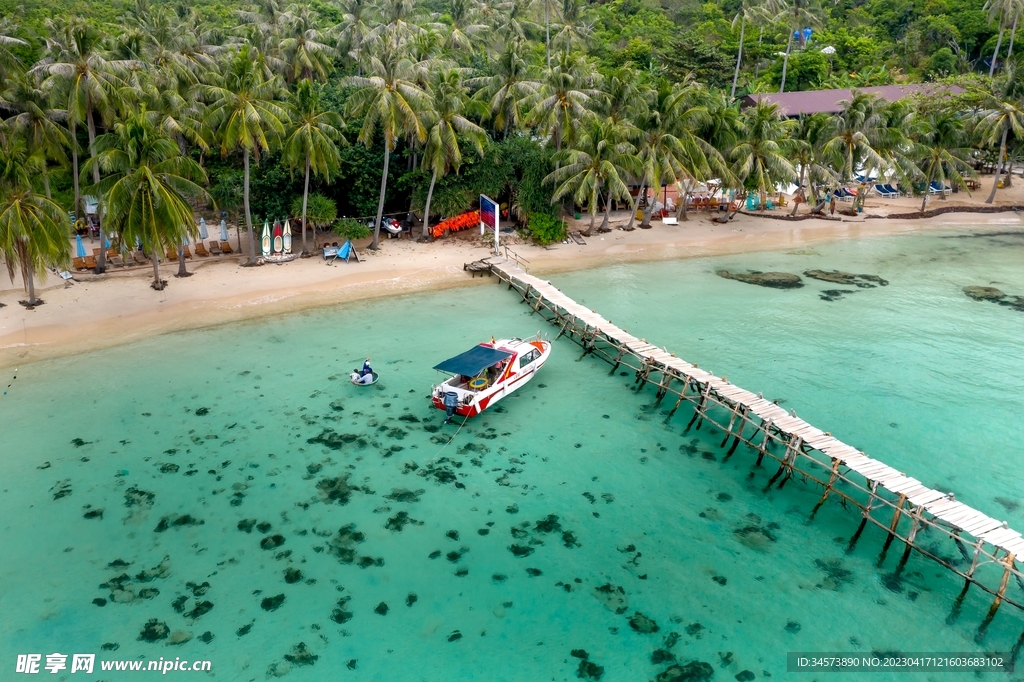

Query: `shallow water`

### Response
(2, 228, 1023, 681)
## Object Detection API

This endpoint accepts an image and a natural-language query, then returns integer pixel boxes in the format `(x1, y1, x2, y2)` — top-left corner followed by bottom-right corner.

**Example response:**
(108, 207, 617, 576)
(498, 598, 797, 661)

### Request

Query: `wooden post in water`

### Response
(722, 406, 749, 460)
(977, 553, 1017, 643)
(893, 505, 925, 582)
(667, 378, 691, 417)
(847, 480, 879, 554)
(684, 382, 711, 433)
(609, 344, 627, 373)
(809, 458, 841, 520)
(765, 436, 803, 491)
(876, 493, 908, 566)
(754, 419, 773, 466)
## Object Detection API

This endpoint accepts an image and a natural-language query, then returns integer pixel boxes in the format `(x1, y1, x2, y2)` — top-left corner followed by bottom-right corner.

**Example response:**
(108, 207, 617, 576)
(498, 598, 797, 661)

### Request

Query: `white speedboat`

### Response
(431, 336, 552, 418)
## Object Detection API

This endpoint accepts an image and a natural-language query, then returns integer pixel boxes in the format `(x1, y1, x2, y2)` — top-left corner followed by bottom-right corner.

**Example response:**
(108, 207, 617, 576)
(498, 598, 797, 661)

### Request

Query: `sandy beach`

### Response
(3, 185, 1024, 370)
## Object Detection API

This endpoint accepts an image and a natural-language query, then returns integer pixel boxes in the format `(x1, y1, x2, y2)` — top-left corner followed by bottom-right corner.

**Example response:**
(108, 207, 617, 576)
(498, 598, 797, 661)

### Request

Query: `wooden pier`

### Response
(481, 254, 1024, 633)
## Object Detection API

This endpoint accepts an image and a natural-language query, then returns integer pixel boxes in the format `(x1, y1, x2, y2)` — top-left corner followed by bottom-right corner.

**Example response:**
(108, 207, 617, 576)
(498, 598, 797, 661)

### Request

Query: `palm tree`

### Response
(730, 0, 773, 98)
(978, 98, 1024, 203)
(774, 0, 821, 94)
(784, 112, 835, 214)
(34, 17, 138, 273)
(469, 41, 538, 136)
(665, 80, 731, 221)
(821, 91, 886, 184)
(0, 17, 27, 80)
(553, 0, 592, 54)
(333, 0, 374, 74)
(545, 117, 639, 234)
(282, 79, 346, 255)
(732, 100, 796, 206)
(84, 111, 210, 289)
(494, 0, 540, 46)
(444, 0, 487, 53)
(2, 75, 71, 199)
(0, 138, 70, 307)
(204, 44, 289, 264)
(628, 88, 687, 229)
(985, 0, 1024, 75)
(528, 50, 600, 152)
(279, 4, 336, 82)
(420, 69, 487, 239)
(346, 36, 427, 249)
(914, 111, 977, 212)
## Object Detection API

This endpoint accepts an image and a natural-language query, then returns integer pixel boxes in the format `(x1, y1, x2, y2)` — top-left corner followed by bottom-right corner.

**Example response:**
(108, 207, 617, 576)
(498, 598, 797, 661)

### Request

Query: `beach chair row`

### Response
(71, 242, 235, 271)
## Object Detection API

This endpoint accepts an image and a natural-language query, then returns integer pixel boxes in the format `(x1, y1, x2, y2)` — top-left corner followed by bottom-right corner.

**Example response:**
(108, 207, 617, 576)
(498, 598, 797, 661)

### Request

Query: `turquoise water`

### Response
(2, 228, 1023, 681)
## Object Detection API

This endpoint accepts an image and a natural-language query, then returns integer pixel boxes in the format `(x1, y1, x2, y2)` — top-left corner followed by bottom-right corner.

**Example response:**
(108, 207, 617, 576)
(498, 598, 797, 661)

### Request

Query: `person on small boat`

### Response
(360, 357, 373, 377)
(350, 370, 374, 385)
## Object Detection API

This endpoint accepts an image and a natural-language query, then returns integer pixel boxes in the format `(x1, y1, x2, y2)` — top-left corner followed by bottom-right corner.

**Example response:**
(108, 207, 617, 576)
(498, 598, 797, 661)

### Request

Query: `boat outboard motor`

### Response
(443, 391, 460, 423)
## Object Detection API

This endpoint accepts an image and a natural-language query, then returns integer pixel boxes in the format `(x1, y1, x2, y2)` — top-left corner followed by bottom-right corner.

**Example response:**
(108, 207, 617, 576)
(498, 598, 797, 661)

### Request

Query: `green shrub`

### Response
(291, 193, 337, 228)
(333, 218, 371, 241)
(526, 213, 565, 246)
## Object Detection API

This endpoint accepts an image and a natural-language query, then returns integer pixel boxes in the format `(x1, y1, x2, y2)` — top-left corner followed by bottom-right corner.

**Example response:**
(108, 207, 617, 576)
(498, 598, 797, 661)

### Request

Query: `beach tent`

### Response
(75, 235, 86, 258)
(219, 220, 229, 242)
(199, 218, 208, 240)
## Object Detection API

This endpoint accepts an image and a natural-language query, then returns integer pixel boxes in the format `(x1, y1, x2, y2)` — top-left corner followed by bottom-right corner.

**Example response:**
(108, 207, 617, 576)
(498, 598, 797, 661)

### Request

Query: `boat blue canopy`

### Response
(433, 345, 513, 376)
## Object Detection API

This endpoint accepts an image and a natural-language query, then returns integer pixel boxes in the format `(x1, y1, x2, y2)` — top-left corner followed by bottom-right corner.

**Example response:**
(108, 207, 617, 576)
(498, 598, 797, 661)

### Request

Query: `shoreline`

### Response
(2, 209, 1022, 370)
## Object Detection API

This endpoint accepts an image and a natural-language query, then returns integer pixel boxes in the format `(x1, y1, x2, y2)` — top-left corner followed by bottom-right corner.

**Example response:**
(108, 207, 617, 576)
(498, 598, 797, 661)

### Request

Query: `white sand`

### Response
(2, 183, 1023, 369)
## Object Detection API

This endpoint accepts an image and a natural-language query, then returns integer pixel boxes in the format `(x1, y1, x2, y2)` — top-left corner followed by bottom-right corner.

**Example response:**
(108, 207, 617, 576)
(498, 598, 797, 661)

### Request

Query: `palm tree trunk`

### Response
(780, 29, 794, 93)
(545, 0, 551, 69)
(87, 106, 106, 273)
(23, 254, 37, 305)
(987, 126, 1009, 203)
(588, 210, 595, 233)
(599, 197, 611, 231)
(791, 164, 806, 215)
(371, 145, 390, 250)
(1009, 12, 1020, 61)
(921, 166, 935, 212)
(677, 187, 689, 221)
(70, 120, 81, 220)
(991, 20, 1005, 77)
(422, 168, 437, 239)
(151, 252, 163, 290)
(640, 200, 655, 227)
(244, 148, 256, 264)
(1006, 158, 1014, 187)
(177, 246, 190, 277)
(731, 15, 745, 99)
(301, 155, 311, 255)
(626, 186, 643, 230)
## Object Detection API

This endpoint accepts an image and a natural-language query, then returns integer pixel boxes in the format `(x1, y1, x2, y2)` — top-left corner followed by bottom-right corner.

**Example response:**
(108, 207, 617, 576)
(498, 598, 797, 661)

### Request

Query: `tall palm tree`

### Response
(545, 117, 639, 234)
(345, 36, 427, 249)
(2, 75, 71, 199)
(494, 0, 540, 46)
(528, 50, 599, 152)
(469, 41, 538, 136)
(665, 79, 731, 221)
(985, 0, 1024, 75)
(978, 97, 1024, 203)
(553, 0, 592, 54)
(279, 4, 336, 82)
(730, 0, 773, 98)
(628, 87, 688, 229)
(774, 0, 821, 93)
(282, 79, 346, 255)
(0, 138, 70, 307)
(419, 69, 487, 239)
(784, 112, 835, 213)
(204, 44, 289, 264)
(732, 100, 796, 206)
(84, 111, 210, 289)
(821, 91, 886, 184)
(333, 0, 374, 75)
(914, 111, 977, 212)
(444, 0, 487, 53)
(34, 17, 138, 273)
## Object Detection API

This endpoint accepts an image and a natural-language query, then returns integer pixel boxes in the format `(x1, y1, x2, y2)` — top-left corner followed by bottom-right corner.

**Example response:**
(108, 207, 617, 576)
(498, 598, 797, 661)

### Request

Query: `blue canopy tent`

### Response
(433, 345, 513, 377)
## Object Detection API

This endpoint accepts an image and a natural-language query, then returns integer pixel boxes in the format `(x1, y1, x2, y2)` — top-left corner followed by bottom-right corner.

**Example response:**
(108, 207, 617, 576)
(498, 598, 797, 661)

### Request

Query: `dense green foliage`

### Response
(0, 0, 1022, 273)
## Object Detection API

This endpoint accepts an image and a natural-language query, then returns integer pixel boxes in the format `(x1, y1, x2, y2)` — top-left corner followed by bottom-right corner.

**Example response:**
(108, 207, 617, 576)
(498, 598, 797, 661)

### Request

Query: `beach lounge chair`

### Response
(166, 247, 178, 260)
(109, 255, 124, 267)
(220, 241, 233, 254)
(182, 246, 192, 259)
(92, 247, 101, 256)
(133, 251, 149, 265)
(194, 242, 209, 256)
(208, 241, 221, 255)
(107, 246, 119, 259)
(84, 255, 97, 269)
(72, 257, 87, 270)
(873, 184, 895, 198)
(929, 181, 951, 195)
(881, 183, 899, 196)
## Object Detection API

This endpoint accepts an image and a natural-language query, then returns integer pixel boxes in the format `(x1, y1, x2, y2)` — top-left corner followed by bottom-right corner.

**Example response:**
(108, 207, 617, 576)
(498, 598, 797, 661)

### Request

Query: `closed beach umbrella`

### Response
(219, 219, 229, 242)
(75, 235, 86, 258)
(104, 234, 110, 249)
(199, 218, 208, 240)
(261, 219, 271, 256)
(283, 219, 292, 254)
